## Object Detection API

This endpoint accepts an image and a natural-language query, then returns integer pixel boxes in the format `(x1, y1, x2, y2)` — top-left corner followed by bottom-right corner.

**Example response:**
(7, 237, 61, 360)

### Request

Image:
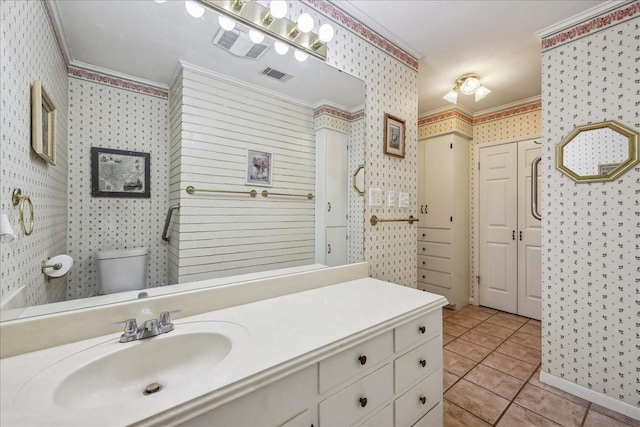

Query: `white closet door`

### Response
(424, 137, 453, 229)
(479, 143, 518, 314)
(326, 227, 347, 266)
(417, 141, 428, 224)
(517, 141, 542, 320)
(326, 132, 348, 227)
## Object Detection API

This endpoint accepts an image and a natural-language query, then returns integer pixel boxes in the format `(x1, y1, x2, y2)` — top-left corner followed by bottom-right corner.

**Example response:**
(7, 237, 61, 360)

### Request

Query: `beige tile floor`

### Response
(441, 306, 640, 427)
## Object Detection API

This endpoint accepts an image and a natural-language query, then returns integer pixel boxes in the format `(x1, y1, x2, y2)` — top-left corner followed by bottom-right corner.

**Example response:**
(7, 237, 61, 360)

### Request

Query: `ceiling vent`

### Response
(260, 67, 293, 82)
(212, 28, 268, 60)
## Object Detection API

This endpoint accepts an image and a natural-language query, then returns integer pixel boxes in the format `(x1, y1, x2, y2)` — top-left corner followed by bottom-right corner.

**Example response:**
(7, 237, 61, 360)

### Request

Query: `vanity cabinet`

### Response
(417, 134, 470, 309)
(181, 309, 443, 427)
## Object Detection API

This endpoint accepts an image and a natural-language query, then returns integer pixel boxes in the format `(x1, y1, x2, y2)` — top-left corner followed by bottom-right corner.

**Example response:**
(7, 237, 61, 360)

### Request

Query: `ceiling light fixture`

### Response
(274, 41, 289, 55)
(249, 29, 265, 44)
(443, 73, 491, 104)
(218, 15, 235, 31)
(200, 0, 333, 61)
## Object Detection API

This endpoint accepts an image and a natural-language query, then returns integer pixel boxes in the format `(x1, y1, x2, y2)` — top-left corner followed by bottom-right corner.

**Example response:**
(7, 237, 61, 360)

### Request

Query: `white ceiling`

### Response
(53, 0, 365, 110)
(338, 0, 609, 116)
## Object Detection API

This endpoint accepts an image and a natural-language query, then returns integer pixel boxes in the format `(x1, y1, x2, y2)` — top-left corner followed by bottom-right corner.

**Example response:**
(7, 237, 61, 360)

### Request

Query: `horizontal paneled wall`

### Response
(173, 66, 316, 283)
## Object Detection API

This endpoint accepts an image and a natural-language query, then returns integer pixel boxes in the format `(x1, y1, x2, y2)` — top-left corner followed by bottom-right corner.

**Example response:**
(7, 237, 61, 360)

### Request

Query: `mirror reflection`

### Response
(0, 0, 365, 320)
(557, 121, 639, 183)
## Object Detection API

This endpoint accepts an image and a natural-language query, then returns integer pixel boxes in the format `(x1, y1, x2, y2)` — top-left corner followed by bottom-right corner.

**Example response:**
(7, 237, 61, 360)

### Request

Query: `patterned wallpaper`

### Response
(540, 4, 639, 408)
(313, 107, 365, 264)
(0, 0, 69, 307)
(66, 77, 169, 300)
(418, 102, 543, 301)
(299, 1, 419, 286)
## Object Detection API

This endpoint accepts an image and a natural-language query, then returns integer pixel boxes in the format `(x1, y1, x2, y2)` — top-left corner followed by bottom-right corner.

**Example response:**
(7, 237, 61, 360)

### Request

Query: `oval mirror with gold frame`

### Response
(556, 120, 639, 183)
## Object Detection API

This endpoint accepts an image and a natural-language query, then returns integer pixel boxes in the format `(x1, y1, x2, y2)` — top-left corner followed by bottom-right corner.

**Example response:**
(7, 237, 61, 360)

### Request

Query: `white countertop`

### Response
(0, 277, 447, 426)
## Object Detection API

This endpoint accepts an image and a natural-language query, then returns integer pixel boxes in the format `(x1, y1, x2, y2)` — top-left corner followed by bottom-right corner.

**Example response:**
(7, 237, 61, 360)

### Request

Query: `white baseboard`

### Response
(539, 372, 640, 421)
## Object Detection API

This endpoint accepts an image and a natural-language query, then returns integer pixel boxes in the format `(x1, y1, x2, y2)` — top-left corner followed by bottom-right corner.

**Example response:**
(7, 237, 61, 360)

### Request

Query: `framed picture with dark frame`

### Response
(383, 113, 406, 158)
(31, 80, 57, 165)
(91, 147, 151, 198)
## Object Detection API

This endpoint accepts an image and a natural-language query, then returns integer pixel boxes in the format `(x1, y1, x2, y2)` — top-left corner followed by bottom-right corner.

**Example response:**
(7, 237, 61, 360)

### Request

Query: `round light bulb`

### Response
(269, 0, 287, 19)
(274, 41, 289, 55)
(249, 29, 265, 44)
(185, 0, 205, 18)
(318, 23, 334, 43)
(218, 15, 235, 31)
(154, 0, 167, 3)
(460, 77, 481, 95)
(297, 13, 313, 33)
(294, 50, 308, 62)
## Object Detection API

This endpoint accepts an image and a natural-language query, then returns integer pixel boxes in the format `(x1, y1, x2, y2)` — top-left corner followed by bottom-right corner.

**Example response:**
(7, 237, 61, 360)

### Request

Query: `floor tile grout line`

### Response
(491, 361, 543, 426)
(579, 402, 592, 426)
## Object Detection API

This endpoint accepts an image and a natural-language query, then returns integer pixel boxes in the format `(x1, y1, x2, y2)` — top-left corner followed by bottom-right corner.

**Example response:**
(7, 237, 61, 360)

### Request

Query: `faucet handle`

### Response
(159, 309, 181, 326)
(112, 318, 140, 343)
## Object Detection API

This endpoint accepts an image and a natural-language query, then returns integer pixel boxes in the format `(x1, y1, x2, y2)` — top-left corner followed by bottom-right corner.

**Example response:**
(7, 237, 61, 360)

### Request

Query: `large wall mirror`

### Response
(0, 1, 365, 320)
(556, 121, 639, 183)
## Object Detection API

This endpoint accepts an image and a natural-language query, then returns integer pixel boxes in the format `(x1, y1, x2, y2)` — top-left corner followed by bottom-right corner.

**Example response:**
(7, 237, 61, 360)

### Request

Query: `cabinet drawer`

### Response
(417, 242, 452, 258)
(395, 336, 442, 392)
(395, 310, 440, 352)
(417, 255, 451, 274)
(280, 409, 312, 427)
(394, 369, 442, 427)
(418, 228, 451, 244)
(357, 404, 393, 427)
(319, 330, 393, 393)
(412, 402, 443, 427)
(418, 269, 451, 289)
(319, 364, 393, 427)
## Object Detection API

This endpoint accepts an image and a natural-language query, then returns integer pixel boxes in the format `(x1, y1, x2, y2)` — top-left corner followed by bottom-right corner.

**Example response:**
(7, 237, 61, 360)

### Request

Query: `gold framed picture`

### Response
(31, 80, 57, 165)
(383, 113, 405, 158)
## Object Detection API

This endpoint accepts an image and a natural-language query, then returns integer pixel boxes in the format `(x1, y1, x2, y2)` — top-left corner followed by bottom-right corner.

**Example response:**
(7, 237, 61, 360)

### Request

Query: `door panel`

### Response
(424, 137, 453, 229)
(326, 132, 348, 227)
(517, 141, 542, 319)
(479, 144, 518, 314)
(326, 227, 347, 267)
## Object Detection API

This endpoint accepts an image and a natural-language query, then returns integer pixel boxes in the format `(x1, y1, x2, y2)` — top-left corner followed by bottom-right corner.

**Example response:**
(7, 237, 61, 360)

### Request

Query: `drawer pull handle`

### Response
(359, 397, 368, 408)
(358, 355, 367, 365)
(419, 359, 427, 367)
(419, 396, 427, 405)
(418, 326, 426, 334)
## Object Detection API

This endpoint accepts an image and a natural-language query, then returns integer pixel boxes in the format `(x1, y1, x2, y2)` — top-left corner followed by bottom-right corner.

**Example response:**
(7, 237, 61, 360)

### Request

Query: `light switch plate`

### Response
(399, 192, 409, 208)
(369, 188, 383, 206)
(388, 191, 396, 207)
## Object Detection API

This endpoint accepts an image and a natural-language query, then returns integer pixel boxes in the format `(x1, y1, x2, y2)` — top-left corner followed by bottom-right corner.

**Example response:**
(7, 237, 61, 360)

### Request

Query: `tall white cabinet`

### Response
(477, 139, 541, 320)
(316, 128, 348, 267)
(417, 134, 470, 309)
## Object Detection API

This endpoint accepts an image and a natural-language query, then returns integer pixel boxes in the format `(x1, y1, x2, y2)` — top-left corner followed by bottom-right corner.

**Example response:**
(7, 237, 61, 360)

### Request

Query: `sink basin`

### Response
(14, 321, 249, 411)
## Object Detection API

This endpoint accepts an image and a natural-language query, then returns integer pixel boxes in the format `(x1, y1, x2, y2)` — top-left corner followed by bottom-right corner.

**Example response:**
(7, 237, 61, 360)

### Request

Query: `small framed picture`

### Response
(31, 80, 57, 165)
(246, 149, 273, 187)
(91, 147, 151, 198)
(598, 163, 619, 175)
(383, 113, 406, 158)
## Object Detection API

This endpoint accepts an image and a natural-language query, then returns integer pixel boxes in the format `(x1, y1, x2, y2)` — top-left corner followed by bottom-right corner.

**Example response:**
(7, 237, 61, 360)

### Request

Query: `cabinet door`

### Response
(423, 137, 453, 229)
(326, 132, 348, 227)
(478, 143, 518, 314)
(417, 141, 428, 224)
(326, 226, 347, 267)
(517, 141, 542, 320)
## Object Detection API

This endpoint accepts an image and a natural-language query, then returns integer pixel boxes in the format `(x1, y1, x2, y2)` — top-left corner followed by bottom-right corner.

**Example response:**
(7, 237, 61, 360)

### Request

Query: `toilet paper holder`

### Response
(41, 254, 73, 279)
(41, 261, 63, 272)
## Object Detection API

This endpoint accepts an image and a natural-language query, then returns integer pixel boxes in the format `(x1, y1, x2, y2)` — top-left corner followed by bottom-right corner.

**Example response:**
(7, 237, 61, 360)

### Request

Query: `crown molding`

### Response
(473, 95, 541, 117)
(179, 61, 312, 109)
(43, 0, 70, 65)
(69, 61, 168, 91)
(420, 104, 473, 120)
(536, 0, 628, 37)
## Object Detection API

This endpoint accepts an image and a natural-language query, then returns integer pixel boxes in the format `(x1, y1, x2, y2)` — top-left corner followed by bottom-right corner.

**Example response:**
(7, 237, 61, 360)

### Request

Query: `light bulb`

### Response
(218, 15, 235, 31)
(318, 24, 334, 43)
(269, 0, 287, 19)
(154, 0, 167, 3)
(294, 50, 308, 62)
(460, 77, 481, 95)
(185, 0, 205, 18)
(297, 13, 313, 33)
(474, 85, 491, 101)
(249, 29, 265, 44)
(274, 41, 289, 55)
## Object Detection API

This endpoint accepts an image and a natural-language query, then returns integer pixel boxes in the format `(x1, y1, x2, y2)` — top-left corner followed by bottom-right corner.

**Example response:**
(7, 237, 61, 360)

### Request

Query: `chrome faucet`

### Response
(113, 310, 180, 343)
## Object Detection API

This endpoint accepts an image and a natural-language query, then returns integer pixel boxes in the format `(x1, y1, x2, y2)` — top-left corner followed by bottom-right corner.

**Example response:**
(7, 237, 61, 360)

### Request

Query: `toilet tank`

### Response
(96, 247, 149, 295)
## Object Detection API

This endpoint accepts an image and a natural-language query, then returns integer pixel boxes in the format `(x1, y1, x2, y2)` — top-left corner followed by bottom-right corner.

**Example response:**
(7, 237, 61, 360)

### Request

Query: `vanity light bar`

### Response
(198, 0, 329, 61)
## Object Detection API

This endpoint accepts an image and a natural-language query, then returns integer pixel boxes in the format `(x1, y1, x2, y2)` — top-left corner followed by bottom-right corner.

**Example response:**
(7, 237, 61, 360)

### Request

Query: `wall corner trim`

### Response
(539, 371, 640, 421)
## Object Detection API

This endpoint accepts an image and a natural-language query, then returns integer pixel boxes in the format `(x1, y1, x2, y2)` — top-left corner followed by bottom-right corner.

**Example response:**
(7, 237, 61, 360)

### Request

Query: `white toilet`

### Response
(96, 247, 149, 295)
